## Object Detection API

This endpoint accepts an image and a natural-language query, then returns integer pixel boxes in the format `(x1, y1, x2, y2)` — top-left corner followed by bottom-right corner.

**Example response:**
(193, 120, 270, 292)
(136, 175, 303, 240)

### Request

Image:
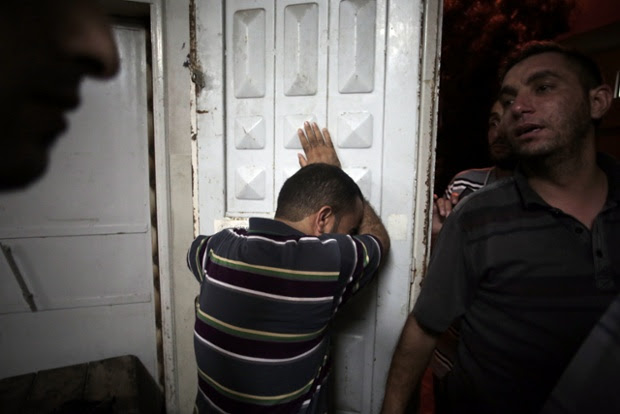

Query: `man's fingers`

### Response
(436, 197, 454, 217)
(298, 128, 310, 152)
(322, 127, 335, 148)
(311, 122, 323, 144)
(450, 192, 460, 205)
(437, 198, 447, 216)
(304, 121, 318, 145)
(298, 153, 308, 167)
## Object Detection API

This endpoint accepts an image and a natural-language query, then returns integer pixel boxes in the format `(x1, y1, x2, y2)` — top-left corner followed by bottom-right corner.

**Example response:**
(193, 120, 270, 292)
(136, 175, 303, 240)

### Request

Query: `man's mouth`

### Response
(514, 123, 544, 138)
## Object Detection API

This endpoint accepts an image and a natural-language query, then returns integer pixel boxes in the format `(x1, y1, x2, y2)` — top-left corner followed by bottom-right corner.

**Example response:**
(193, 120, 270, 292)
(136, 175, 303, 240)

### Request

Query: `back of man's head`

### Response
(275, 164, 363, 222)
(498, 40, 604, 93)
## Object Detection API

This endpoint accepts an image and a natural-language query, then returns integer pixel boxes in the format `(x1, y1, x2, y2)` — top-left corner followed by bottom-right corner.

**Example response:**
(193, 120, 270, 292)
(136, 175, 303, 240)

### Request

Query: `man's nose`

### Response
(62, 1, 120, 79)
(510, 93, 533, 116)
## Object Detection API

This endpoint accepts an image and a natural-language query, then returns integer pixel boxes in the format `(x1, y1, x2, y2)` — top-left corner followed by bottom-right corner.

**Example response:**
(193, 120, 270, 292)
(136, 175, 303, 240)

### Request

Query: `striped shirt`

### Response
(416, 154, 620, 413)
(187, 218, 383, 413)
(443, 167, 498, 201)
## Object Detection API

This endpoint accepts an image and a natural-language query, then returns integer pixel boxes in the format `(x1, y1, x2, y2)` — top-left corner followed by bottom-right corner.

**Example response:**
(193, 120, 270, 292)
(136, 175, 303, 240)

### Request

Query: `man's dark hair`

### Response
(499, 40, 604, 92)
(275, 163, 363, 222)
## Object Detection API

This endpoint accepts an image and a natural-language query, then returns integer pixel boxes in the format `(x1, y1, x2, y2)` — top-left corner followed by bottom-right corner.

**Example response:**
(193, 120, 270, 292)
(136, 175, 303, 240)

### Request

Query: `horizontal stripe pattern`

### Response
(187, 218, 382, 413)
(443, 167, 495, 199)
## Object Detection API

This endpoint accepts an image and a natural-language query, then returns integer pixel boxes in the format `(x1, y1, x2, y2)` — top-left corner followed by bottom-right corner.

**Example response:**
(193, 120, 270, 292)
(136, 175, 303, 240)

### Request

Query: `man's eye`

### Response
(536, 84, 552, 93)
(500, 98, 514, 108)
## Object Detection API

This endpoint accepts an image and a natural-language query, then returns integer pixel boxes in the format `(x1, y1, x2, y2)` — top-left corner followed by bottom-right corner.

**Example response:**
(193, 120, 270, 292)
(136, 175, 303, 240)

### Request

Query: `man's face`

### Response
(0, 0, 119, 190)
(487, 101, 512, 165)
(329, 197, 364, 235)
(498, 52, 592, 160)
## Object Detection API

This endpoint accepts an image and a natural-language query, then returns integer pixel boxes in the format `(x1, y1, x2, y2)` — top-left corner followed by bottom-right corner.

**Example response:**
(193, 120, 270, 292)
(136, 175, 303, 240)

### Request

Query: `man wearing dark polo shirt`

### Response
(187, 122, 390, 413)
(382, 41, 618, 414)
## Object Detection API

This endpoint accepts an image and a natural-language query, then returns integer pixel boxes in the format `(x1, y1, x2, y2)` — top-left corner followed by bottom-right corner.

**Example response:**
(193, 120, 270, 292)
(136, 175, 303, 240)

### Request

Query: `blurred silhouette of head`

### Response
(0, 0, 119, 190)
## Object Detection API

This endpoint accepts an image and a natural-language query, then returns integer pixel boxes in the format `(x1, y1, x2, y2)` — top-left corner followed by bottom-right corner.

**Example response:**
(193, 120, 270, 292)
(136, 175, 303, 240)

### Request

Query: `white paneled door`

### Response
(196, 1, 428, 412)
(0, 22, 158, 381)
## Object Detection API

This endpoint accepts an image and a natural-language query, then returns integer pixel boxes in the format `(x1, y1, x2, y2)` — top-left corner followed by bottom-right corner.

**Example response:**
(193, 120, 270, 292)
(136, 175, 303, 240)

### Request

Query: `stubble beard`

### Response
(517, 97, 593, 178)
(517, 96, 592, 163)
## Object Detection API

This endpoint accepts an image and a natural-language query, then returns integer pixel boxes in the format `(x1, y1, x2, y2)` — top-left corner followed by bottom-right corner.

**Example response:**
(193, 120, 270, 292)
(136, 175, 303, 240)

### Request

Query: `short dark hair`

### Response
(499, 41, 604, 92)
(275, 163, 363, 222)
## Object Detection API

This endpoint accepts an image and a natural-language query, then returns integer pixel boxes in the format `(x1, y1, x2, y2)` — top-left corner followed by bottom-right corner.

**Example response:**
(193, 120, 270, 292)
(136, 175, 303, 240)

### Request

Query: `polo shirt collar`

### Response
(515, 152, 620, 209)
(248, 217, 305, 236)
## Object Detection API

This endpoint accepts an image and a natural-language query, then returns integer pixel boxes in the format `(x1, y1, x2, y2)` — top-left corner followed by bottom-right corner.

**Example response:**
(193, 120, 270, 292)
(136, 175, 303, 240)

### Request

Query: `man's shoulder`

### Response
(445, 167, 495, 197)
(451, 167, 495, 181)
(449, 177, 520, 222)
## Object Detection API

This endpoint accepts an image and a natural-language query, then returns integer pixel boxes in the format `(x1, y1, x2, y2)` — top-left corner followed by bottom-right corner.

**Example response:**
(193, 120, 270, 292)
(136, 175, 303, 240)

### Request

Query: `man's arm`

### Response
(431, 193, 458, 244)
(359, 200, 390, 256)
(381, 314, 438, 414)
(297, 121, 390, 254)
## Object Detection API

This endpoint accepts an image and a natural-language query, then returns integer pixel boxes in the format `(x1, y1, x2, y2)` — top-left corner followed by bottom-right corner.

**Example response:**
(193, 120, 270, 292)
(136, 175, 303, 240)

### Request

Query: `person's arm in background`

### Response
(297, 121, 390, 255)
(431, 192, 458, 244)
(381, 315, 438, 413)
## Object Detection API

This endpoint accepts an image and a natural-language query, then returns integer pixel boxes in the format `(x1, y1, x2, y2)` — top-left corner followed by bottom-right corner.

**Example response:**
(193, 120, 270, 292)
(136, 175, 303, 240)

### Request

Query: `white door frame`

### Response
(104, 1, 191, 412)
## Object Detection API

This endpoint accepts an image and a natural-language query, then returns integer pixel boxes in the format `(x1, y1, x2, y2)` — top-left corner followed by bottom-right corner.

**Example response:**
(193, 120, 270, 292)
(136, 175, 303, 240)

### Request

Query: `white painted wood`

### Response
(0, 303, 158, 379)
(194, 1, 437, 412)
(328, 0, 386, 208)
(274, 0, 328, 192)
(411, 0, 443, 307)
(146, 0, 198, 411)
(326, 1, 389, 411)
(226, 0, 275, 215)
(372, 0, 440, 411)
(0, 234, 152, 314)
(0, 23, 158, 381)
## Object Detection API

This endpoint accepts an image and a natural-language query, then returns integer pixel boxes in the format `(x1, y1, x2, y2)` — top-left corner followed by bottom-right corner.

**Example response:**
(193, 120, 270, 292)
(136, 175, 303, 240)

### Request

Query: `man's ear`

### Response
(314, 205, 335, 235)
(590, 84, 613, 121)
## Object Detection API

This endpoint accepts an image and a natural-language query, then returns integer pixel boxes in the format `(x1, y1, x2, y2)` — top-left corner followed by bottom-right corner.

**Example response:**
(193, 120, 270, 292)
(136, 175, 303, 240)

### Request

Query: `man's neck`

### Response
(522, 144, 607, 229)
(493, 166, 513, 179)
(275, 216, 314, 235)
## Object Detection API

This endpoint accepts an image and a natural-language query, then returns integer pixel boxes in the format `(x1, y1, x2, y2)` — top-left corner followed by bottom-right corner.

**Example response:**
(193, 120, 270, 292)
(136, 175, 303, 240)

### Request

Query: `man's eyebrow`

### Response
(499, 70, 562, 97)
(499, 85, 517, 97)
(525, 69, 562, 85)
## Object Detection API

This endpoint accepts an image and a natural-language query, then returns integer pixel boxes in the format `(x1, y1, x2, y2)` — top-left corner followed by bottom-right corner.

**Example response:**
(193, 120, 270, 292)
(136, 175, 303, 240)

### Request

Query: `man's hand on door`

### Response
(297, 121, 341, 168)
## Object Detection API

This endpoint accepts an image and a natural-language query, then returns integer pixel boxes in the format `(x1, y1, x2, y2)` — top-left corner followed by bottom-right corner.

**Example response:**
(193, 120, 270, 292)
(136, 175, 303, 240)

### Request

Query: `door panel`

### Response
(0, 23, 157, 380)
(226, 2, 275, 214)
(0, 234, 152, 314)
(274, 0, 329, 192)
(219, 2, 386, 412)
(196, 1, 428, 413)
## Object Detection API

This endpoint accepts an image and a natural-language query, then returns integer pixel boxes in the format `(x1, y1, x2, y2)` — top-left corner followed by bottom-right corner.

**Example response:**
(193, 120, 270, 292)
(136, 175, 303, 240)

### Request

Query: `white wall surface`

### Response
(0, 22, 158, 380)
